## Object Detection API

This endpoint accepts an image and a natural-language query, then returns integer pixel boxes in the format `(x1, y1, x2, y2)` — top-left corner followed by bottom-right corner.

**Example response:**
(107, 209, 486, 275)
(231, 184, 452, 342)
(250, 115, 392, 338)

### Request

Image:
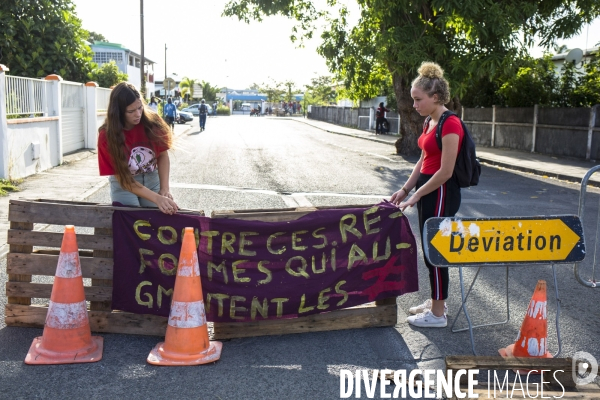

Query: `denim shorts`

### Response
(109, 170, 160, 208)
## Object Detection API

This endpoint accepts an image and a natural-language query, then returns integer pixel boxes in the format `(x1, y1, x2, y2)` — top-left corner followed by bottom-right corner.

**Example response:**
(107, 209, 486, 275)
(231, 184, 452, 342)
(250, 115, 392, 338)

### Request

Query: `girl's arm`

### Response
(390, 152, 424, 205)
(157, 151, 173, 199)
(127, 152, 178, 214)
(397, 133, 460, 211)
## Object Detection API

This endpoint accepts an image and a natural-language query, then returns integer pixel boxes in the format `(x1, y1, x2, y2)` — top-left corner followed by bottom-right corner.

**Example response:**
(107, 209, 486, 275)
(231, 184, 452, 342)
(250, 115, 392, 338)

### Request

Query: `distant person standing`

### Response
(199, 99, 208, 131)
(163, 98, 177, 131)
(375, 102, 390, 135)
(148, 97, 158, 113)
(212, 102, 217, 116)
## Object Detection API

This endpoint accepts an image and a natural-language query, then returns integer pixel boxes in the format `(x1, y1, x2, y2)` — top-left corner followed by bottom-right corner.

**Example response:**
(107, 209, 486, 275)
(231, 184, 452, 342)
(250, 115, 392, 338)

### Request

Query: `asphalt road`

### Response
(1, 115, 599, 399)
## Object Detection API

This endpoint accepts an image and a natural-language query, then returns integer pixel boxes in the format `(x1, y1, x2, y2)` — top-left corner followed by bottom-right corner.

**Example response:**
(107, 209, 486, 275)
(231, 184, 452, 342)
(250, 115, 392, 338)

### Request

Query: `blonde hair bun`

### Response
(418, 62, 444, 79)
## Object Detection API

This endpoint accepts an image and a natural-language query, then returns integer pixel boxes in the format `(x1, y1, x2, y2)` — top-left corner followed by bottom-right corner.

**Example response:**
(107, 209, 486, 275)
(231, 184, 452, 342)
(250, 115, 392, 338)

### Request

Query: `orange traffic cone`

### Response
(147, 227, 222, 366)
(499, 280, 552, 371)
(25, 225, 103, 364)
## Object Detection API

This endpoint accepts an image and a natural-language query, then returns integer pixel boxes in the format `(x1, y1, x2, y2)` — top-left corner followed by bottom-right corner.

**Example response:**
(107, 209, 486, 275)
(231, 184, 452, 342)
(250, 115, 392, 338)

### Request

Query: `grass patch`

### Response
(0, 179, 20, 196)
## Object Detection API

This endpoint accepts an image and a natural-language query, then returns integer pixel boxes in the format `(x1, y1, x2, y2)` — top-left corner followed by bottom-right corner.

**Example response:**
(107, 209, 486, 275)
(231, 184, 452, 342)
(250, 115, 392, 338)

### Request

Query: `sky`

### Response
(71, 0, 599, 91)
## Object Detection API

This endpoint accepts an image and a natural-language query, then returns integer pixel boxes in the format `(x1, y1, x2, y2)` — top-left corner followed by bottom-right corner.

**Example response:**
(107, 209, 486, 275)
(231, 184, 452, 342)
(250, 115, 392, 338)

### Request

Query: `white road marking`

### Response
(170, 182, 389, 199)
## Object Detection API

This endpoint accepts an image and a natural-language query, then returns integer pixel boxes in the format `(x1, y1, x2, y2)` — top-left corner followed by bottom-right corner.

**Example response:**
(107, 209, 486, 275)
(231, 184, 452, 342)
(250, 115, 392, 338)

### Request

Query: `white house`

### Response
(551, 46, 598, 76)
(90, 41, 156, 95)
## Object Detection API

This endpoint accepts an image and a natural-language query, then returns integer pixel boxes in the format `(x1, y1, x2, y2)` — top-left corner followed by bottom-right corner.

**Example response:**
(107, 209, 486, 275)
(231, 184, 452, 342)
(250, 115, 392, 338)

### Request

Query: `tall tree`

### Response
(304, 76, 337, 106)
(200, 81, 220, 102)
(0, 0, 95, 82)
(224, 0, 600, 154)
(87, 31, 108, 43)
(260, 80, 285, 103)
(179, 77, 198, 100)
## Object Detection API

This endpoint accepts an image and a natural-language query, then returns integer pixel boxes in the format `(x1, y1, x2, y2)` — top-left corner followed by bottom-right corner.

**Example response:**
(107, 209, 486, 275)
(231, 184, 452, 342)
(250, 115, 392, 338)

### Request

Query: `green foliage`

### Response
(89, 60, 128, 88)
(1, 0, 95, 82)
(260, 80, 286, 103)
(304, 75, 336, 106)
(283, 81, 297, 102)
(200, 81, 220, 102)
(469, 53, 600, 108)
(217, 105, 231, 115)
(178, 102, 189, 110)
(87, 31, 107, 42)
(497, 56, 558, 107)
(179, 77, 198, 99)
(0, 179, 20, 196)
(572, 57, 600, 106)
(224, 0, 600, 154)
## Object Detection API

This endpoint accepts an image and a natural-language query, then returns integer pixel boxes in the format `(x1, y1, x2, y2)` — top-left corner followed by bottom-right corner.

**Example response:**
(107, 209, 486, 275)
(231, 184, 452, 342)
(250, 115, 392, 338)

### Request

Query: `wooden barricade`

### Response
(5, 199, 397, 339)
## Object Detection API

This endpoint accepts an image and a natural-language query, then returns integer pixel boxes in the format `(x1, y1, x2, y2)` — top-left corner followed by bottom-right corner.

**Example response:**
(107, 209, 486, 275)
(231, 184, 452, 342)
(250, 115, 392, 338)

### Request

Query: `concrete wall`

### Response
(6, 119, 59, 178)
(0, 68, 111, 179)
(463, 105, 600, 160)
(308, 106, 400, 135)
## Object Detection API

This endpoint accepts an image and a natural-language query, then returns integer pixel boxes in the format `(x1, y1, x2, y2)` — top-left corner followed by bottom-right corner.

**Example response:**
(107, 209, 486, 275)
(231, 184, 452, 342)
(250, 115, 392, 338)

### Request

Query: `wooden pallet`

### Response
(5, 199, 397, 339)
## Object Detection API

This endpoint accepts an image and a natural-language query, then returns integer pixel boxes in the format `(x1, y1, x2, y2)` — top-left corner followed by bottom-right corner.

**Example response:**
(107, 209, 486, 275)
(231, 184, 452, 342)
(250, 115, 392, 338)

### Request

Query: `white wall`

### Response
(6, 120, 59, 178)
(127, 65, 141, 90)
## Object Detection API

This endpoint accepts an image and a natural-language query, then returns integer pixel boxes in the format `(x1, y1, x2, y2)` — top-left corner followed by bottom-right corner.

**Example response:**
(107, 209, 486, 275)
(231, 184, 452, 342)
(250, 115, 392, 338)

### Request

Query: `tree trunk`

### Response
(392, 72, 424, 155)
(391, 75, 463, 155)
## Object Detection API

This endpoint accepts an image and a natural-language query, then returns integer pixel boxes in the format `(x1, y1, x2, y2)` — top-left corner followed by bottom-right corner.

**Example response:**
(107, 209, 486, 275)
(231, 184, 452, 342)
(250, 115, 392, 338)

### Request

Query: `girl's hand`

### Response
(155, 195, 179, 215)
(159, 188, 173, 200)
(399, 192, 421, 212)
(390, 189, 408, 205)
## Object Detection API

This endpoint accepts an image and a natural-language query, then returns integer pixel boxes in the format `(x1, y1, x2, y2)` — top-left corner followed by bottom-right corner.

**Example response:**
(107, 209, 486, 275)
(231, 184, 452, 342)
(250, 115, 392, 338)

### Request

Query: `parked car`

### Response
(181, 104, 213, 116)
(176, 109, 193, 124)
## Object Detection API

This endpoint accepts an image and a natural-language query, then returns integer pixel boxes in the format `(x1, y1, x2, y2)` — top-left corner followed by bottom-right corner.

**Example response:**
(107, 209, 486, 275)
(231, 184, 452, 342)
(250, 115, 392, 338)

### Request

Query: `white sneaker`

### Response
(406, 310, 447, 328)
(408, 299, 448, 315)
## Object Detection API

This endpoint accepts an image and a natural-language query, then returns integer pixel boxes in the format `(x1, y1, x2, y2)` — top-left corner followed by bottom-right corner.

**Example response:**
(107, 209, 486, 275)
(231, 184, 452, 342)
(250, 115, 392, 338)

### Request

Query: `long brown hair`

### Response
(99, 82, 173, 191)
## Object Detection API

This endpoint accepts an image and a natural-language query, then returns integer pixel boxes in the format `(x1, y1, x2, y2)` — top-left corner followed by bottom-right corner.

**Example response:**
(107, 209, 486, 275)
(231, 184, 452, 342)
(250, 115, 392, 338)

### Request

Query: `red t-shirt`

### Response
(97, 123, 169, 176)
(418, 115, 464, 174)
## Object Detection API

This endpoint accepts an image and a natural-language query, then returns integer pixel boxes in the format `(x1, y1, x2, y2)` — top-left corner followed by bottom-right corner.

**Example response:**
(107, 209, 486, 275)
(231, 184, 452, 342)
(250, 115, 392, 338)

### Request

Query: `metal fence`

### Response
(4, 76, 50, 116)
(96, 87, 111, 112)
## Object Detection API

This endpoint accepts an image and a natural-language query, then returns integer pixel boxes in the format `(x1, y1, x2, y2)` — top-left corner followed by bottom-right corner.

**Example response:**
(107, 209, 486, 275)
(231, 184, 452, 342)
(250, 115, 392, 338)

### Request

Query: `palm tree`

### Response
(179, 77, 198, 100)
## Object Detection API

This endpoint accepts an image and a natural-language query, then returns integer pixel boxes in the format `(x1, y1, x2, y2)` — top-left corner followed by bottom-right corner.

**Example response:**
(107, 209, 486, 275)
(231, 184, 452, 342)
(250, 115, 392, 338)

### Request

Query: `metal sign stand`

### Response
(575, 165, 600, 288)
(423, 215, 585, 356)
(450, 264, 563, 356)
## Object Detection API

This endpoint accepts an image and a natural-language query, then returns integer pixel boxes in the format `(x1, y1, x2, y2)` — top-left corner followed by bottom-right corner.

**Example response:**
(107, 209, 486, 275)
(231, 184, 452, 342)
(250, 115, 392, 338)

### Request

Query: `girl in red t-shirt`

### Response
(97, 83, 179, 215)
(390, 62, 464, 328)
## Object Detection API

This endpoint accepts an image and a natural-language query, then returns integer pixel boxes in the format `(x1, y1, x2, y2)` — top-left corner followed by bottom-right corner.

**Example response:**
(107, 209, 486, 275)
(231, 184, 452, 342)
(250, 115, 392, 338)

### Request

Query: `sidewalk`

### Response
(293, 117, 600, 185)
(0, 122, 195, 258)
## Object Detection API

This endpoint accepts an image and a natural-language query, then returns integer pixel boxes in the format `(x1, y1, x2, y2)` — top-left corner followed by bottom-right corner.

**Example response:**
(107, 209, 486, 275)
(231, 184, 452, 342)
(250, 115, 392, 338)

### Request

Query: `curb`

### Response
(477, 156, 595, 186)
(289, 118, 399, 146)
(291, 118, 594, 186)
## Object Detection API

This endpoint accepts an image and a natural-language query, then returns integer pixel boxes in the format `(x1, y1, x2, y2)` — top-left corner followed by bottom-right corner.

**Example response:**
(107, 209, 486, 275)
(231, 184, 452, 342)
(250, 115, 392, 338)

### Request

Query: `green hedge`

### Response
(217, 106, 231, 116)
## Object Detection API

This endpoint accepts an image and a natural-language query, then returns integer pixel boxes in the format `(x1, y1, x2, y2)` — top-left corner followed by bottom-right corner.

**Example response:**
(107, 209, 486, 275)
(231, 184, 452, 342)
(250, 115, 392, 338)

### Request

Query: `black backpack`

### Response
(199, 104, 207, 114)
(424, 111, 481, 188)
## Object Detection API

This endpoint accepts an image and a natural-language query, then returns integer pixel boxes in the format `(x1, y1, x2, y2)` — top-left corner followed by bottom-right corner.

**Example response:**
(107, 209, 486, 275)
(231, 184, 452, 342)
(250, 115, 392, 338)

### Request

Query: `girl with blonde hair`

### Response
(391, 62, 464, 328)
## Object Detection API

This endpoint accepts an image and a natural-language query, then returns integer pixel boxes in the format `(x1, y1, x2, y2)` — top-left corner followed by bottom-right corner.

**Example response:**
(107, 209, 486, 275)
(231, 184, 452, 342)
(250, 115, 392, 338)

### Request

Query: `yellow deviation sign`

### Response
(423, 216, 585, 267)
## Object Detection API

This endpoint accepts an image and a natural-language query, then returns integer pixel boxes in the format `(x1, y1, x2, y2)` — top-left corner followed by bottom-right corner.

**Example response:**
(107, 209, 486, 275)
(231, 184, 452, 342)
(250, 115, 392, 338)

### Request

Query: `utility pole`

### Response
(164, 44, 167, 104)
(140, 0, 146, 99)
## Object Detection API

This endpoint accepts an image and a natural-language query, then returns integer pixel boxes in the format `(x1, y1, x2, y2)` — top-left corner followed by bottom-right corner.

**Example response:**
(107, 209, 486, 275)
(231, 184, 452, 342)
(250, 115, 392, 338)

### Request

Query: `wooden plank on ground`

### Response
(7, 253, 113, 279)
(6, 282, 111, 302)
(91, 227, 114, 311)
(212, 304, 397, 339)
(5, 304, 167, 336)
(454, 386, 599, 400)
(446, 355, 573, 371)
(7, 229, 113, 252)
(8, 221, 33, 306)
(8, 199, 114, 228)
